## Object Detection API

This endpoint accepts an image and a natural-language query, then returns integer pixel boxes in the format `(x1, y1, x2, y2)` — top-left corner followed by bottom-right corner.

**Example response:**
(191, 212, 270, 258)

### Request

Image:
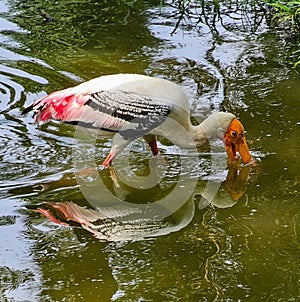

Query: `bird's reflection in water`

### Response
(197, 163, 252, 209)
(28, 162, 254, 241)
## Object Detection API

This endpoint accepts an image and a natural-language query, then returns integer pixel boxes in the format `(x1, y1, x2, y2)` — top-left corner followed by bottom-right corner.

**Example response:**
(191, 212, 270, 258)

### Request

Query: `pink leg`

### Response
(102, 151, 116, 167)
(144, 134, 159, 156)
(101, 147, 120, 187)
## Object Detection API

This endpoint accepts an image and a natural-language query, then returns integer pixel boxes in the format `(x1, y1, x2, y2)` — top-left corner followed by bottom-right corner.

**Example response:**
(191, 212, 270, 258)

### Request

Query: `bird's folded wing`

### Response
(22, 89, 171, 137)
(86, 90, 170, 138)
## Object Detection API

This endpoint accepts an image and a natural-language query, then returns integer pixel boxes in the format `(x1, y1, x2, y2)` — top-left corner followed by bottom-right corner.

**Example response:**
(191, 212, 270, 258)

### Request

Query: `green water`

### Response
(0, 0, 299, 301)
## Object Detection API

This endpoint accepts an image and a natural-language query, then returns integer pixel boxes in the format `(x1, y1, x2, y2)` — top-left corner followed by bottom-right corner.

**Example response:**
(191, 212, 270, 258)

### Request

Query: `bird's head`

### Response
(223, 118, 253, 164)
(197, 112, 254, 165)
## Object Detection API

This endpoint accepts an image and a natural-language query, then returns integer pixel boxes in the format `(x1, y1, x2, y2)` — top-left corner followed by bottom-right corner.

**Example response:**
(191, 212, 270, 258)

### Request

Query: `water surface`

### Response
(0, 0, 299, 301)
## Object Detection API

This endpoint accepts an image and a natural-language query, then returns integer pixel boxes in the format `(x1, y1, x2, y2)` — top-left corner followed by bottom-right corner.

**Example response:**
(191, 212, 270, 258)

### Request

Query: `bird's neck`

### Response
(190, 125, 210, 147)
(161, 122, 208, 149)
(156, 112, 234, 149)
(170, 113, 233, 149)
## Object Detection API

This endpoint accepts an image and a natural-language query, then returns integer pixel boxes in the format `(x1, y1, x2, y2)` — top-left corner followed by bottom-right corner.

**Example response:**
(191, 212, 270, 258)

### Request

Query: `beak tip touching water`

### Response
(224, 118, 255, 165)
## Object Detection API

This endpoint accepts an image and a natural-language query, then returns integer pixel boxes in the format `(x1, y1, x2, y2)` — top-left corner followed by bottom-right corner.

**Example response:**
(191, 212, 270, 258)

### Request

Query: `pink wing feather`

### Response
(22, 88, 128, 131)
(24, 88, 89, 123)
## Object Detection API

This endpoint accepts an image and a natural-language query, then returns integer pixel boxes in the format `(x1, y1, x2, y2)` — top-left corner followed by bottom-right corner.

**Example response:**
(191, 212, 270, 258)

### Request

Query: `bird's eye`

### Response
(231, 131, 237, 138)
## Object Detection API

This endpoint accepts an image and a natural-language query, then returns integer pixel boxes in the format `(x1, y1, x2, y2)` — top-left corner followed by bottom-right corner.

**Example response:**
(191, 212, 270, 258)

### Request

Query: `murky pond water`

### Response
(0, 0, 299, 301)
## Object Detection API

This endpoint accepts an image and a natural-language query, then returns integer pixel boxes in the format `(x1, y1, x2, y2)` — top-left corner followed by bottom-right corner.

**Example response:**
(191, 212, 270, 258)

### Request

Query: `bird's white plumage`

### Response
(74, 74, 191, 114)
(23, 73, 238, 166)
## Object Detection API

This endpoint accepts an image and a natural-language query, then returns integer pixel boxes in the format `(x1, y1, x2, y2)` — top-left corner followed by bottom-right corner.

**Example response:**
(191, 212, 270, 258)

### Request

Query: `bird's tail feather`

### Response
(21, 89, 88, 123)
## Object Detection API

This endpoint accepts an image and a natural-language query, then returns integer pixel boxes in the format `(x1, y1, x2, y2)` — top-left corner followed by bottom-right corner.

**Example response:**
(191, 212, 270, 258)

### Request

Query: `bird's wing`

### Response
(87, 90, 170, 139)
(22, 89, 171, 137)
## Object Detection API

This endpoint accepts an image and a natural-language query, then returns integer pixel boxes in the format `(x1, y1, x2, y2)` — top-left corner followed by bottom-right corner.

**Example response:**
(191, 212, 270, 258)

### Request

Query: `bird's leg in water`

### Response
(108, 163, 120, 188)
(144, 134, 159, 156)
(102, 151, 116, 167)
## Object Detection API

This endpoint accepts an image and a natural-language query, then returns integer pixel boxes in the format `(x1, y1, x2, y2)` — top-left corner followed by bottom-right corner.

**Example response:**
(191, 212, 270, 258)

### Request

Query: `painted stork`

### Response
(22, 74, 253, 166)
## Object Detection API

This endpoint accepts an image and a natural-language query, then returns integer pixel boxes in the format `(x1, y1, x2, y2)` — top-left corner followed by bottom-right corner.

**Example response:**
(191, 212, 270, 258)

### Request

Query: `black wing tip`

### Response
(64, 121, 118, 133)
(21, 104, 34, 115)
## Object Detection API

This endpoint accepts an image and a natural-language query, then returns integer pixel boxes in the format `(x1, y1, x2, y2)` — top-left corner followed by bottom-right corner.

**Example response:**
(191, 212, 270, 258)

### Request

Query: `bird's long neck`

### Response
(168, 124, 208, 149)
(156, 119, 208, 149)
(190, 124, 210, 147)
(164, 112, 235, 149)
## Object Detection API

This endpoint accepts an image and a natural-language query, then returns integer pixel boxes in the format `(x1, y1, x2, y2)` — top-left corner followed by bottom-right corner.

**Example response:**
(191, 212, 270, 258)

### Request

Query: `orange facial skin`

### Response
(224, 119, 254, 165)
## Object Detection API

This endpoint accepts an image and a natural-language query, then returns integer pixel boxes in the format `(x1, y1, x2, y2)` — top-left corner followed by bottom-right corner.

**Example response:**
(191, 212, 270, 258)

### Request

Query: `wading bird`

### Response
(22, 74, 253, 167)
